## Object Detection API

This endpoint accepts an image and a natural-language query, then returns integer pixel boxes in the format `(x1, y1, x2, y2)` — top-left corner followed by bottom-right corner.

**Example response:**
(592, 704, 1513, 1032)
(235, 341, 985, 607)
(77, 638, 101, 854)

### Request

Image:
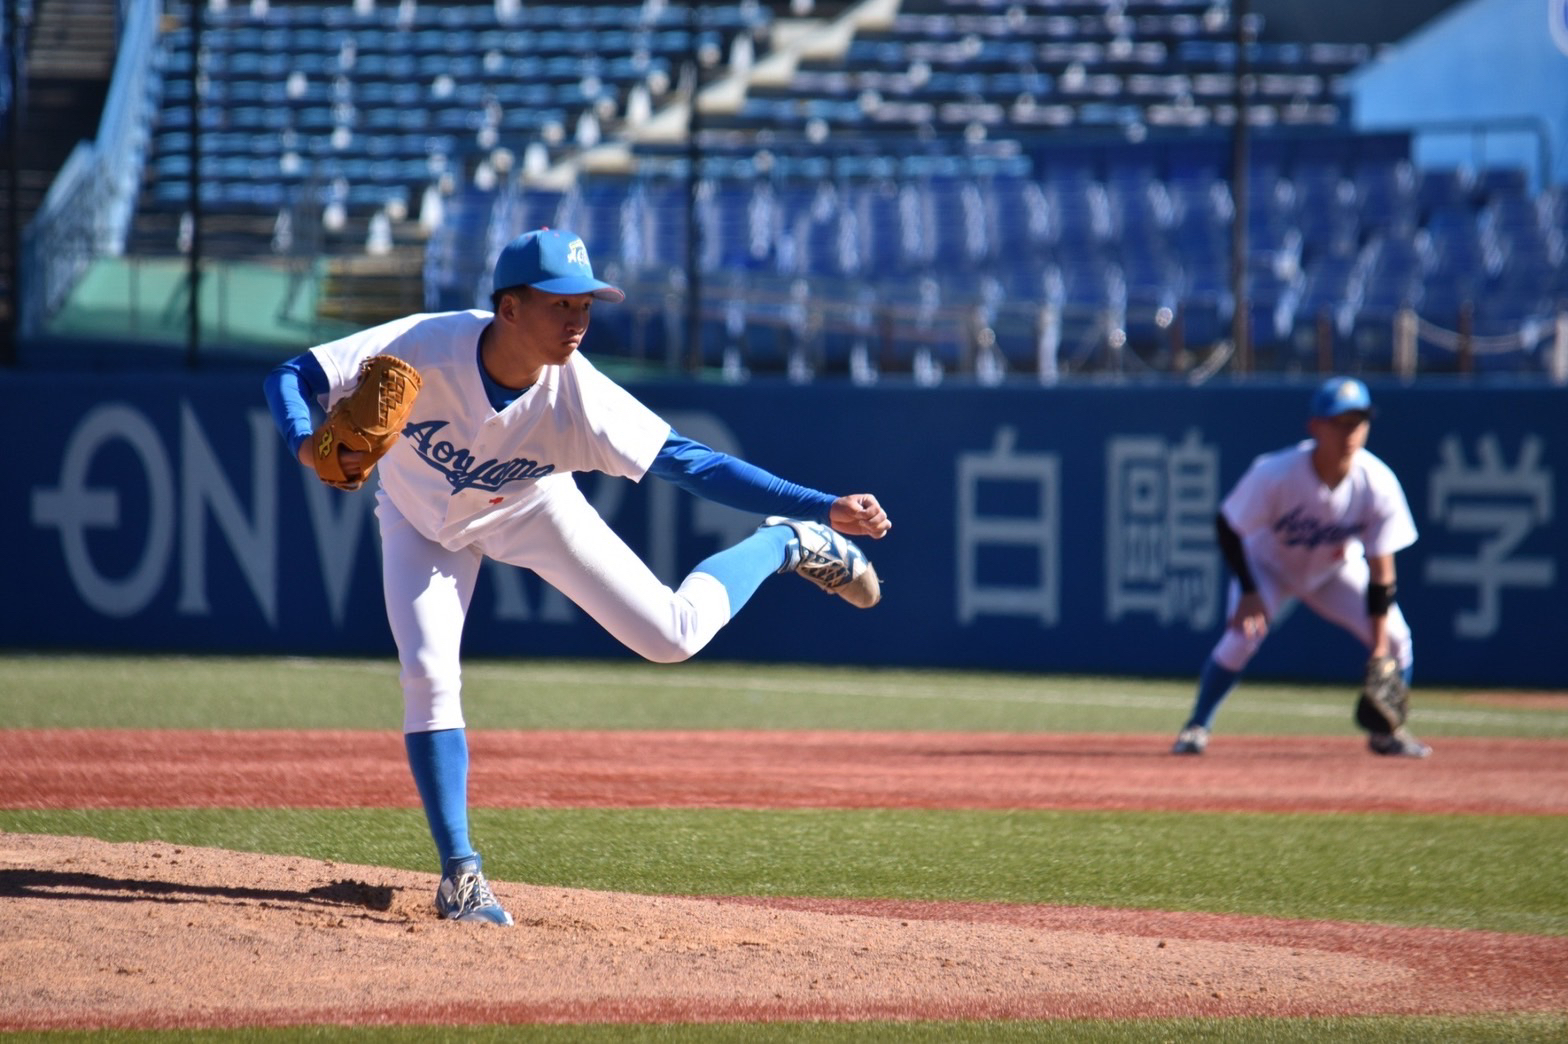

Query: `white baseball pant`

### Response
(1211, 554, 1413, 674)
(377, 480, 732, 733)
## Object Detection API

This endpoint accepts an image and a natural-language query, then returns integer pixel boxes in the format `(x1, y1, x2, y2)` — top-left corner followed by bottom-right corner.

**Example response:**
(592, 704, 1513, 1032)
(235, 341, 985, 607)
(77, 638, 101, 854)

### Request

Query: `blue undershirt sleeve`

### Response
(648, 432, 838, 522)
(263, 352, 331, 458)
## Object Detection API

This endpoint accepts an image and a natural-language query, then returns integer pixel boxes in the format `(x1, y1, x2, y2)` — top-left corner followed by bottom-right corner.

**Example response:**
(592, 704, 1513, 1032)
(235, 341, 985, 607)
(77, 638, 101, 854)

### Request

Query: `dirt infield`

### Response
(9, 729, 1568, 814)
(2, 729, 1567, 1030)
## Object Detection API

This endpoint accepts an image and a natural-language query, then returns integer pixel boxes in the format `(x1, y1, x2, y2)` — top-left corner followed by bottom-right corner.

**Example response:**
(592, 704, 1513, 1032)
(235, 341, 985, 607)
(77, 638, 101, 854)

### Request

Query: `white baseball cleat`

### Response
(765, 516, 882, 609)
(1171, 725, 1209, 755)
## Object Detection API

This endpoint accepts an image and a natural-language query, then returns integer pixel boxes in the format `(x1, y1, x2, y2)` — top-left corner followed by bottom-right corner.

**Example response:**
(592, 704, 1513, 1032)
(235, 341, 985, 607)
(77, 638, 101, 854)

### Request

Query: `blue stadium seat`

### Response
(121, 2, 1555, 378)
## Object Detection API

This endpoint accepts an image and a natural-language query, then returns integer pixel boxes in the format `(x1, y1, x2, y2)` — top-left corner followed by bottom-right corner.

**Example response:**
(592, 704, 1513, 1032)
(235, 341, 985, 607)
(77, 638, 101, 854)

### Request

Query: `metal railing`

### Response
(1394, 305, 1568, 382)
(18, 0, 159, 335)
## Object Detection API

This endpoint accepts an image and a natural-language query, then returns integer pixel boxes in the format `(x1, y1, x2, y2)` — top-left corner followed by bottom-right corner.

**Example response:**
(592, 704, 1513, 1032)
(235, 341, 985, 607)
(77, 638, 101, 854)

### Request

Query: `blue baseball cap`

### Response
(1309, 376, 1374, 418)
(492, 228, 624, 301)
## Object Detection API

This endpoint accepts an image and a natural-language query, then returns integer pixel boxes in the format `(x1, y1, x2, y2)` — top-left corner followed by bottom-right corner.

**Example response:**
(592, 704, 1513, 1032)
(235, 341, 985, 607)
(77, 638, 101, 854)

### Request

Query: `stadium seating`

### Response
(120, 0, 1567, 379)
(132, 1, 766, 250)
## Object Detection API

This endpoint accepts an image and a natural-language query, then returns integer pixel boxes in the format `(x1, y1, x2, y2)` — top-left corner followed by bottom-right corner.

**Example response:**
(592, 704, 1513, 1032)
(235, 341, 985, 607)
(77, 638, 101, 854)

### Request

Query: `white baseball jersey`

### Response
(1222, 439, 1417, 594)
(309, 310, 670, 550)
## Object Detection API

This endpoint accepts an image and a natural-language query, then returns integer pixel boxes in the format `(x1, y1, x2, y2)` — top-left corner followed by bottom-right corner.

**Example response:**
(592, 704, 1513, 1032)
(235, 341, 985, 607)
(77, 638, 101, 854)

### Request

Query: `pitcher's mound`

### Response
(0, 832, 1561, 1030)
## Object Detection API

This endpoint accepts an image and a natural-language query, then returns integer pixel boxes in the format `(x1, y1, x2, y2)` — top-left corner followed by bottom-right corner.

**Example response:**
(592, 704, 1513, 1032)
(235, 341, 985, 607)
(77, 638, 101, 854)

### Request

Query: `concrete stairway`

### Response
(1, 0, 119, 344)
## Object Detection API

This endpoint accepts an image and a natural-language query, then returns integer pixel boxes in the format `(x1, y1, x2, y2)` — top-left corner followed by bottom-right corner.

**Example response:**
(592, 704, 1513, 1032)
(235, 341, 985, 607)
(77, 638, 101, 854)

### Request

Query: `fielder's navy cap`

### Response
(492, 228, 624, 301)
(1309, 376, 1374, 418)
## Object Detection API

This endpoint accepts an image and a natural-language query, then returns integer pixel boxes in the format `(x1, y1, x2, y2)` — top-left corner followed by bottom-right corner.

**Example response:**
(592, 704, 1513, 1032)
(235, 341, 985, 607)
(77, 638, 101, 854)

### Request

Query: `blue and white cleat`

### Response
(1171, 725, 1209, 755)
(1367, 727, 1432, 759)
(764, 516, 882, 609)
(435, 854, 514, 925)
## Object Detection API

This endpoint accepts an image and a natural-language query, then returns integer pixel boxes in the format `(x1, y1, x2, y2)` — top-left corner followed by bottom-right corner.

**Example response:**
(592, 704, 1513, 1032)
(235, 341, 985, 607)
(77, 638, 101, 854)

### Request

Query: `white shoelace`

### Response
(450, 871, 500, 915)
(797, 547, 853, 589)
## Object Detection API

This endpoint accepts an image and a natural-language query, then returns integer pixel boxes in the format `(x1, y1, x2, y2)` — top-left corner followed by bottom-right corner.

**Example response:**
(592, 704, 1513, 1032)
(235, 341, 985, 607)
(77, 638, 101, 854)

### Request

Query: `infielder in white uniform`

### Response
(1171, 377, 1430, 758)
(265, 228, 891, 924)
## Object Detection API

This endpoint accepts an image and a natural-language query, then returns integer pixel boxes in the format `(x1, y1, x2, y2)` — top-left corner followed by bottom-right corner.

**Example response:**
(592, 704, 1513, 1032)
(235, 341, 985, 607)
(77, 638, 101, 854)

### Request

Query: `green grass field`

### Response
(3, 653, 1566, 1042)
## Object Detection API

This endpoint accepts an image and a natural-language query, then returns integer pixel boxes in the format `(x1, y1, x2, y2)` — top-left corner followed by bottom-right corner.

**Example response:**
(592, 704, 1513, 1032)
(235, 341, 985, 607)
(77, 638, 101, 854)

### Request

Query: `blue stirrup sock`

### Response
(404, 728, 474, 872)
(1186, 657, 1242, 730)
(691, 524, 794, 616)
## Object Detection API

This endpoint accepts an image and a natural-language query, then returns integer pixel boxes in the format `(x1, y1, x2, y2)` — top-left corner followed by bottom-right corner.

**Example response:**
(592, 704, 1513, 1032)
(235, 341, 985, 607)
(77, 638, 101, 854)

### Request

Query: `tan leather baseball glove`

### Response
(310, 355, 422, 490)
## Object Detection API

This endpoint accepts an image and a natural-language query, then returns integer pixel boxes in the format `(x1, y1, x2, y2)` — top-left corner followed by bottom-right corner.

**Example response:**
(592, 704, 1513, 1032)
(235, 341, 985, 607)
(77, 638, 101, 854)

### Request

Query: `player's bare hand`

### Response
(296, 441, 368, 484)
(1229, 591, 1269, 639)
(335, 448, 369, 484)
(829, 494, 891, 539)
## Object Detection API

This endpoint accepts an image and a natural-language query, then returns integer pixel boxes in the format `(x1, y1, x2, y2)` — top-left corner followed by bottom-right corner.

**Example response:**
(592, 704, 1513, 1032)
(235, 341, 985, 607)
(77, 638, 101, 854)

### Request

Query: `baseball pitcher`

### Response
(264, 229, 891, 924)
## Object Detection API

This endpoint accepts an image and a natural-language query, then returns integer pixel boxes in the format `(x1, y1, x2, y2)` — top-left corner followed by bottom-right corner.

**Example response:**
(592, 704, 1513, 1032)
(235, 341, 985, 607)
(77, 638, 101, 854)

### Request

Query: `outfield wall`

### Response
(5, 374, 1563, 687)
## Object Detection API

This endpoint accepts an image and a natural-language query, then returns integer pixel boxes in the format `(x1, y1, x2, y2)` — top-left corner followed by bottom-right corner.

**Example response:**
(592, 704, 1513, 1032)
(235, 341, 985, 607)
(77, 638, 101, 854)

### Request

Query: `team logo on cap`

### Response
(567, 239, 589, 266)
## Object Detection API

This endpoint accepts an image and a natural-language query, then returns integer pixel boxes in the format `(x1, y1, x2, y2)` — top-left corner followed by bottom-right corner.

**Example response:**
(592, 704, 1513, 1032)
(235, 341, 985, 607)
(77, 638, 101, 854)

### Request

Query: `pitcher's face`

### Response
(495, 287, 595, 369)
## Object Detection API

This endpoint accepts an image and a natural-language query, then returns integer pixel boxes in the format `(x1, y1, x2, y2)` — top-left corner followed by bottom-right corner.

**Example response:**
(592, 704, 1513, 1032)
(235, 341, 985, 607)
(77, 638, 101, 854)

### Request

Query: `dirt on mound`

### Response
(2, 832, 1565, 1030)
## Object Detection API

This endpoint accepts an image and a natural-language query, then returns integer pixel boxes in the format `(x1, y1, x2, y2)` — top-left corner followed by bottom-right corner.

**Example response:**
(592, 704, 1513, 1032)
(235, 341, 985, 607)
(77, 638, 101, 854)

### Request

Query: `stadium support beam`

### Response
(683, 0, 703, 374)
(3, 0, 19, 366)
(1229, 0, 1253, 375)
(186, 0, 202, 368)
